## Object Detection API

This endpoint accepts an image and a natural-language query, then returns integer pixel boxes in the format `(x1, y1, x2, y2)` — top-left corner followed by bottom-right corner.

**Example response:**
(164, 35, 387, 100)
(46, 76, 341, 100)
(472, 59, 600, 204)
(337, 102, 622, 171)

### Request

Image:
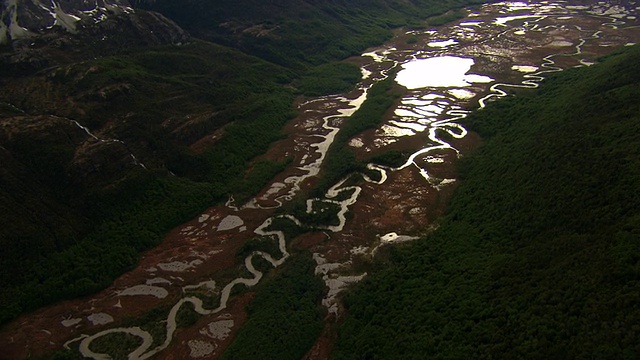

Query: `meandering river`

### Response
(2, 1, 639, 359)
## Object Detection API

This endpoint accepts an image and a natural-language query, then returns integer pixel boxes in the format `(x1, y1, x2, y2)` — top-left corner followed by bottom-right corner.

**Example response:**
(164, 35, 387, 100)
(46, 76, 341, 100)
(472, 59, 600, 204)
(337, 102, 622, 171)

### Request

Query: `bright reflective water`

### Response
(396, 56, 494, 89)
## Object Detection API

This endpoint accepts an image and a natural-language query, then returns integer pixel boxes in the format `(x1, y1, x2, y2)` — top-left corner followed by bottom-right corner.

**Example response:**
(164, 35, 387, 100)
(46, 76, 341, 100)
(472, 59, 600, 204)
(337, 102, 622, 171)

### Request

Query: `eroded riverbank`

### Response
(1, 1, 640, 359)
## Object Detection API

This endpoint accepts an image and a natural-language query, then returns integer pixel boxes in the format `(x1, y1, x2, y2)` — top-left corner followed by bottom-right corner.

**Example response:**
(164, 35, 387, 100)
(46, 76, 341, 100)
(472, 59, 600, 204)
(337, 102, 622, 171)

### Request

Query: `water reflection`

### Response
(395, 56, 494, 89)
(494, 15, 541, 25)
(427, 39, 458, 47)
(511, 65, 539, 72)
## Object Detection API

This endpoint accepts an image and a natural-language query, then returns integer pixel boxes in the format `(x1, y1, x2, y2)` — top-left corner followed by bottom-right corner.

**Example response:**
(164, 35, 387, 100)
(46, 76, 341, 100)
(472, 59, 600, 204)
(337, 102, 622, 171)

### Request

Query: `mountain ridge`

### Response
(0, 0, 188, 75)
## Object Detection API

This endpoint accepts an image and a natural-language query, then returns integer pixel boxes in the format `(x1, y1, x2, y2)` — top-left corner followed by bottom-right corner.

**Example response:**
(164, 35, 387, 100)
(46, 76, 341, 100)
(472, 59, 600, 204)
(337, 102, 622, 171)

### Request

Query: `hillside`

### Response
(134, 0, 486, 68)
(332, 45, 640, 359)
(0, 40, 297, 324)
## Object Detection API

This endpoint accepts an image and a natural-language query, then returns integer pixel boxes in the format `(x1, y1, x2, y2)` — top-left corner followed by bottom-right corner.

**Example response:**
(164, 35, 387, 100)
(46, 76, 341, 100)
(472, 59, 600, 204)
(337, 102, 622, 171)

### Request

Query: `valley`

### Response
(1, 1, 640, 359)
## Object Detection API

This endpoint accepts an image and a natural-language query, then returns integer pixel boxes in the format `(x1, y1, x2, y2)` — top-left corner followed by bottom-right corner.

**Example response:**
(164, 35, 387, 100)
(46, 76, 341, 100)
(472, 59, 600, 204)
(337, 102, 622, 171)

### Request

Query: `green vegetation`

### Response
(233, 158, 293, 202)
(176, 302, 200, 328)
(297, 62, 363, 96)
(46, 350, 84, 360)
(46, 305, 173, 360)
(89, 333, 143, 360)
(0, 174, 216, 323)
(265, 216, 309, 244)
(236, 236, 282, 260)
(406, 35, 419, 44)
(221, 253, 325, 360)
(332, 45, 640, 359)
(367, 149, 412, 168)
(291, 200, 343, 228)
(425, 9, 467, 26)
(136, 0, 488, 68)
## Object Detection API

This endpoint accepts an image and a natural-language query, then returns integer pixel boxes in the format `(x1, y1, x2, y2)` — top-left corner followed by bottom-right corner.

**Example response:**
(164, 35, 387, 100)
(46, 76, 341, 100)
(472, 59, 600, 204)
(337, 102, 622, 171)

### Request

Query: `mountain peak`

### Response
(0, 0, 139, 45)
(0, 0, 188, 73)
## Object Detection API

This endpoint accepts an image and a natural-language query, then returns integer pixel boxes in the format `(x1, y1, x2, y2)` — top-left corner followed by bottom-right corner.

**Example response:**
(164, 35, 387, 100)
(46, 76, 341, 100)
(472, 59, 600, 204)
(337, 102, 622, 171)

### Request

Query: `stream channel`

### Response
(1, 1, 640, 359)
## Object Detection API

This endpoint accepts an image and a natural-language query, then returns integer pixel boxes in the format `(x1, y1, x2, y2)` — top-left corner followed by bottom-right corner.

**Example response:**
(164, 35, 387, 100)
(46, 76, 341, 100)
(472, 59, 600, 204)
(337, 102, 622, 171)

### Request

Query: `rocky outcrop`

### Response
(0, 0, 189, 73)
(0, 0, 189, 45)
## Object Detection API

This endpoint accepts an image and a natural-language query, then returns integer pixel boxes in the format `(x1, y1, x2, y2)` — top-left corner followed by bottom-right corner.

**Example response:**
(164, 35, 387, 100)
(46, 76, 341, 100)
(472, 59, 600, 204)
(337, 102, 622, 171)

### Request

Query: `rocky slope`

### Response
(0, 0, 188, 74)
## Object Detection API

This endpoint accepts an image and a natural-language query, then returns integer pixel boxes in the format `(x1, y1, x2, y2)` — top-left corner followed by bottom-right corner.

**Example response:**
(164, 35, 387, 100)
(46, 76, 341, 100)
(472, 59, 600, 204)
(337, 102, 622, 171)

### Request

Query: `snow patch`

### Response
(428, 39, 458, 47)
(52, 1, 81, 33)
(7, 0, 31, 41)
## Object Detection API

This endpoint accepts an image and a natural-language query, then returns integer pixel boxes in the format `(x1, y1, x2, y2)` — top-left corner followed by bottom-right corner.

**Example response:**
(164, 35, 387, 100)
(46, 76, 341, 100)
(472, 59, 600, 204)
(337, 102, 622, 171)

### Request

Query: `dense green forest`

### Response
(221, 253, 325, 360)
(135, 0, 487, 68)
(331, 45, 640, 359)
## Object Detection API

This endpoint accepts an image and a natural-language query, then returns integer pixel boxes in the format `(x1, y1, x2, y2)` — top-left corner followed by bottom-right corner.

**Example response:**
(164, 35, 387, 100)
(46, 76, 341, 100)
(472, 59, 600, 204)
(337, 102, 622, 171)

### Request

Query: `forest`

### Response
(135, 0, 487, 68)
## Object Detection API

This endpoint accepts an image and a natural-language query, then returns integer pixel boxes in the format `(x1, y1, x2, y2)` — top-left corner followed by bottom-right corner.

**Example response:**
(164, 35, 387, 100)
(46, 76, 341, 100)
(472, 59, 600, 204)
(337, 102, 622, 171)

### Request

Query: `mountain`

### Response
(0, 0, 188, 74)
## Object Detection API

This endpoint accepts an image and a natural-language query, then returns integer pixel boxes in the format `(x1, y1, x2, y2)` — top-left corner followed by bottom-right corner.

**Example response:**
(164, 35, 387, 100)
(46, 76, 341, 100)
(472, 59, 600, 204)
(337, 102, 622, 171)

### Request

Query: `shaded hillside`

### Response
(135, 0, 486, 68)
(0, 1, 188, 75)
(332, 45, 640, 359)
(0, 40, 296, 324)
